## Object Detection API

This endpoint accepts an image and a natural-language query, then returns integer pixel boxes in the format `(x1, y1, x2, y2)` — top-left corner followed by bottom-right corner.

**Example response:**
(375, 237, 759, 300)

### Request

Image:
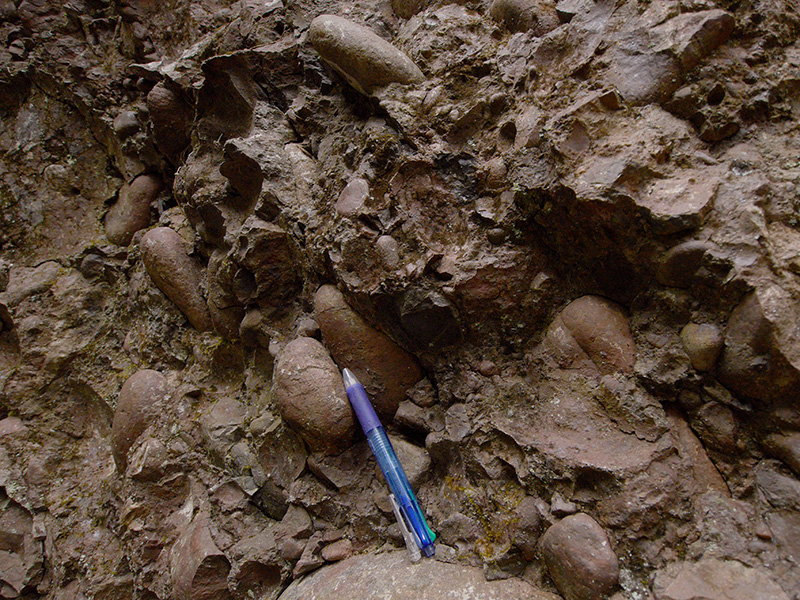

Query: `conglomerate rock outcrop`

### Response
(1, 0, 800, 599)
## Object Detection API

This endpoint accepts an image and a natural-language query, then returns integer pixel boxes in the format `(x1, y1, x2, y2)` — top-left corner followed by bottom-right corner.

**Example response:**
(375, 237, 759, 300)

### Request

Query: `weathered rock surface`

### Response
(140, 227, 213, 331)
(309, 15, 425, 95)
(541, 513, 619, 600)
(314, 284, 422, 420)
(490, 0, 560, 35)
(277, 551, 562, 600)
(272, 337, 356, 454)
(105, 174, 162, 246)
(111, 369, 168, 471)
(652, 558, 790, 600)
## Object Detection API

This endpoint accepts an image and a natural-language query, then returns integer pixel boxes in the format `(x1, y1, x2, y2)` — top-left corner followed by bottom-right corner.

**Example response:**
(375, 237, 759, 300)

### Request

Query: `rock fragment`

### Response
(762, 433, 800, 478)
(391, 0, 430, 19)
(277, 550, 559, 599)
(170, 514, 233, 600)
(309, 15, 425, 96)
(548, 295, 636, 374)
(335, 178, 369, 217)
(653, 558, 790, 600)
(141, 227, 213, 331)
(680, 323, 723, 372)
(111, 369, 168, 471)
(314, 284, 422, 420)
(146, 82, 192, 162)
(105, 174, 162, 246)
(272, 337, 357, 454)
(490, 0, 560, 35)
(540, 513, 619, 600)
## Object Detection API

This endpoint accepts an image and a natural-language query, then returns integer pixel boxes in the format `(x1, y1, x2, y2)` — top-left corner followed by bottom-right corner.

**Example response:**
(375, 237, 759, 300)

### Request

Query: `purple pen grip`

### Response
(344, 381, 382, 434)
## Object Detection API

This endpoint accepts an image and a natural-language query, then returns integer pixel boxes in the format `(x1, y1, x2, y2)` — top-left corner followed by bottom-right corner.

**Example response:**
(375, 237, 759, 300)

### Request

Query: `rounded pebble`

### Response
(140, 227, 213, 331)
(111, 370, 168, 471)
(490, 0, 560, 35)
(680, 322, 723, 371)
(541, 513, 619, 600)
(272, 337, 357, 454)
(105, 174, 162, 246)
(335, 178, 369, 217)
(309, 15, 425, 96)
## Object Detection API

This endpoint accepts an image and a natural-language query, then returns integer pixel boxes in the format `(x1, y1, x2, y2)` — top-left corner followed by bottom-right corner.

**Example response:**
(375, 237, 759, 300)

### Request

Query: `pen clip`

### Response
(389, 493, 421, 563)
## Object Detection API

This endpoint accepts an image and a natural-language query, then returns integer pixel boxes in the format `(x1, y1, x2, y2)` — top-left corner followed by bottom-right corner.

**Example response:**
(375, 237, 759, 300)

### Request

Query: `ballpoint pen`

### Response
(342, 368, 436, 559)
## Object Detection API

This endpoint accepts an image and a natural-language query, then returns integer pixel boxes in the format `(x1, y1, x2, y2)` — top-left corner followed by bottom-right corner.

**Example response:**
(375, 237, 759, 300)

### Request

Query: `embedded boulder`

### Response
(309, 15, 425, 96)
(111, 369, 168, 471)
(105, 174, 162, 246)
(140, 227, 213, 331)
(314, 284, 422, 420)
(272, 337, 357, 454)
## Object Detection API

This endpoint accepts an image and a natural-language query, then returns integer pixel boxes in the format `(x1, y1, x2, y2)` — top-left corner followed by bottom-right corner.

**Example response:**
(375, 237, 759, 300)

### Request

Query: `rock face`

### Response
(105, 174, 162, 245)
(111, 369, 168, 471)
(3, 0, 800, 598)
(272, 337, 357, 454)
(140, 227, 213, 331)
(277, 551, 562, 600)
(314, 284, 422, 420)
(309, 15, 425, 95)
(540, 513, 619, 600)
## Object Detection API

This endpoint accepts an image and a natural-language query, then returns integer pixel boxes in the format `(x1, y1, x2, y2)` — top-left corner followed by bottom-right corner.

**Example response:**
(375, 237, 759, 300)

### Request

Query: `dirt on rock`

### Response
(1, 0, 800, 599)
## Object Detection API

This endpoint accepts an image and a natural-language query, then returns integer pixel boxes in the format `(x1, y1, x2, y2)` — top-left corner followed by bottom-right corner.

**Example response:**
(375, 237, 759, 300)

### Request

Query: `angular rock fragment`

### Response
(206, 250, 245, 340)
(105, 174, 162, 246)
(656, 240, 709, 288)
(170, 514, 233, 600)
(233, 217, 299, 308)
(314, 285, 422, 420)
(141, 227, 213, 331)
(639, 173, 719, 234)
(111, 369, 168, 471)
(547, 295, 636, 374)
(680, 323, 723, 372)
(490, 0, 560, 35)
(272, 337, 357, 454)
(309, 15, 425, 96)
(540, 513, 619, 600)
(277, 551, 560, 599)
(651, 10, 735, 72)
(398, 288, 462, 350)
(717, 286, 800, 405)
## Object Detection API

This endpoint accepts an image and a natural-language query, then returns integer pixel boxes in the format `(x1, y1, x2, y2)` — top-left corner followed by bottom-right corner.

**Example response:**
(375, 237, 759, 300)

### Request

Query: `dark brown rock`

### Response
(272, 337, 357, 454)
(111, 369, 168, 471)
(656, 241, 709, 288)
(540, 513, 619, 600)
(105, 174, 162, 246)
(490, 0, 560, 35)
(763, 433, 800, 478)
(140, 227, 213, 331)
(146, 82, 192, 162)
(309, 15, 425, 96)
(314, 284, 422, 420)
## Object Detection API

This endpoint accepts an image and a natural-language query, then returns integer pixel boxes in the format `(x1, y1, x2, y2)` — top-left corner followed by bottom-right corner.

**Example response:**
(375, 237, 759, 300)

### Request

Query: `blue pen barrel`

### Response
(366, 427, 436, 556)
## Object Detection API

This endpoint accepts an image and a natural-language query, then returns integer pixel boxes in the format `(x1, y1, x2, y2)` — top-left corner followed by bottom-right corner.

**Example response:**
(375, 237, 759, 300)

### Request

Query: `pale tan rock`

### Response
(680, 323, 723, 371)
(309, 15, 425, 95)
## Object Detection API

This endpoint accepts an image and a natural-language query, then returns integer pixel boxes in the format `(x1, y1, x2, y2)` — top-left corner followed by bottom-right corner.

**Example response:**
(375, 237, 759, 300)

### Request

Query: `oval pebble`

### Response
(111, 369, 168, 472)
(140, 227, 213, 332)
(105, 174, 162, 246)
(309, 15, 425, 96)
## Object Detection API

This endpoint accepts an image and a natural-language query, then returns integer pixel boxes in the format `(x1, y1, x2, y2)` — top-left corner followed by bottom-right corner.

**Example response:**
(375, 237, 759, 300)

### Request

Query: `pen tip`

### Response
(342, 368, 359, 388)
